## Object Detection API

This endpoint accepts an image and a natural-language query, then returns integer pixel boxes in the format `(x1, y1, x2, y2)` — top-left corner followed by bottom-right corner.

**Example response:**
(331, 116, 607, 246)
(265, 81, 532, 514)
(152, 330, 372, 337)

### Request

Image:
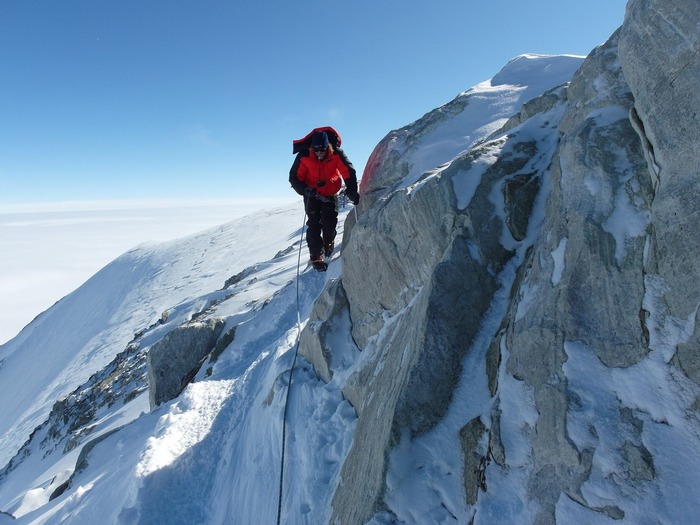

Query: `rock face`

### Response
(147, 318, 226, 408)
(619, 0, 700, 387)
(497, 31, 653, 523)
(299, 1, 700, 523)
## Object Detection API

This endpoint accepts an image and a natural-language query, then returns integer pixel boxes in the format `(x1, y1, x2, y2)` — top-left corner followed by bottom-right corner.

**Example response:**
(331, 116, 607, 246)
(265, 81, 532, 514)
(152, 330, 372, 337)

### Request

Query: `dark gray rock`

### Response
(147, 318, 226, 408)
(460, 417, 488, 505)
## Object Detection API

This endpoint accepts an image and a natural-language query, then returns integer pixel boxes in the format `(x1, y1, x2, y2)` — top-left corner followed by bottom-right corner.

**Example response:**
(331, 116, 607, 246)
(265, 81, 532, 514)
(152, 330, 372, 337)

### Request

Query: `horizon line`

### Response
(0, 197, 299, 215)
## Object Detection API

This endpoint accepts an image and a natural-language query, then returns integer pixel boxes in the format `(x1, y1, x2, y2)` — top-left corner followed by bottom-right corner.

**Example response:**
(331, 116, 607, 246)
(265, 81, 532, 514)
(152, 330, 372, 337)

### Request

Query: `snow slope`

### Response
(0, 202, 358, 523)
(0, 205, 304, 469)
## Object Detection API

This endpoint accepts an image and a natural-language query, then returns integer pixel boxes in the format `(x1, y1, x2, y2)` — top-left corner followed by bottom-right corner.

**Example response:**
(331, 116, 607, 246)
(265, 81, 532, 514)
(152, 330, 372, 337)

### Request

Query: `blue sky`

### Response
(1, 0, 627, 204)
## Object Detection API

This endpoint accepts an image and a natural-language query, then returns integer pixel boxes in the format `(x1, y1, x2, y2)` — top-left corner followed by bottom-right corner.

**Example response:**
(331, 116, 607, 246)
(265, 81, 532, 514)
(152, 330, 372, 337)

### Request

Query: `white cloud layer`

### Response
(0, 198, 296, 345)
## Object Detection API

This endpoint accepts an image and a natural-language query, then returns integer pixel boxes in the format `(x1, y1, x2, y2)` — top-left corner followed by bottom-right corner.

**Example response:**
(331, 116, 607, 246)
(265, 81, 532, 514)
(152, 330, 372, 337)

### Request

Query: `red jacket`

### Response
(291, 149, 353, 197)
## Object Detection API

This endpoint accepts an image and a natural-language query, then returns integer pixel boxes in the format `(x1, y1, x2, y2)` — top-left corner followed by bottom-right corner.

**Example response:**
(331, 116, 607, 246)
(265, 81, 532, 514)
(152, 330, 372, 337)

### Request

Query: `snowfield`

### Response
(0, 201, 357, 524)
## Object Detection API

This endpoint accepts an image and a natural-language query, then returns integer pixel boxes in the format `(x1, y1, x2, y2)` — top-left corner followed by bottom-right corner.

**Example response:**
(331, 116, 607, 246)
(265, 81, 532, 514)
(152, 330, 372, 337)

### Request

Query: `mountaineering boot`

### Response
(323, 242, 335, 257)
(310, 255, 328, 272)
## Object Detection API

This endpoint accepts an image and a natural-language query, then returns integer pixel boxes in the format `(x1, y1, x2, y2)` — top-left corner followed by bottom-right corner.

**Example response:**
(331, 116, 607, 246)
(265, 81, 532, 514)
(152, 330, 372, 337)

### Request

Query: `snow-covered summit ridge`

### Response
(360, 53, 584, 202)
(489, 53, 584, 87)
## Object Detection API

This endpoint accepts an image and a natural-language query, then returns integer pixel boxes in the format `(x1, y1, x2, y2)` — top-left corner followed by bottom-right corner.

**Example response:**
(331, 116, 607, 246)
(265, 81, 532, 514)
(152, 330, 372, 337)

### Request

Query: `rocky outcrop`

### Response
(299, 1, 700, 523)
(498, 31, 653, 523)
(147, 318, 226, 408)
(619, 0, 700, 387)
(299, 280, 352, 383)
(0, 342, 147, 482)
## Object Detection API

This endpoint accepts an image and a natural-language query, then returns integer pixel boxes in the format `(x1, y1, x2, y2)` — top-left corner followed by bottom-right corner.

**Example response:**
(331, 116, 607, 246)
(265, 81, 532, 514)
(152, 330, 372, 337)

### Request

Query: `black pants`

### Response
(305, 194, 338, 258)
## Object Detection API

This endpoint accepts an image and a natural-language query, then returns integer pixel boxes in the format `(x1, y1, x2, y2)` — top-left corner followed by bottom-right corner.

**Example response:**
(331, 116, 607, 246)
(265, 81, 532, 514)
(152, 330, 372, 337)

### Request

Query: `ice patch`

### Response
(583, 174, 602, 196)
(643, 273, 698, 363)
(515, 279, 539, 322)
(550, 237, 567, 286)
(602, 187, 650, 265)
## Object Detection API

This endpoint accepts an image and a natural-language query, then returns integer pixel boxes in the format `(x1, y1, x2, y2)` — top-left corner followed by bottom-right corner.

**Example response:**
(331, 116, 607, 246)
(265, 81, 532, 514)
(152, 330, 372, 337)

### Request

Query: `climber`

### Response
(289, 127, 359, 272)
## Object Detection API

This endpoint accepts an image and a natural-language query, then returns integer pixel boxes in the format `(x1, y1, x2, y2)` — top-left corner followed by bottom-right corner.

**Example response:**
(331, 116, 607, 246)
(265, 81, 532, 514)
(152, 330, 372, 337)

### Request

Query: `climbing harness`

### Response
(276, 203, 307, 525)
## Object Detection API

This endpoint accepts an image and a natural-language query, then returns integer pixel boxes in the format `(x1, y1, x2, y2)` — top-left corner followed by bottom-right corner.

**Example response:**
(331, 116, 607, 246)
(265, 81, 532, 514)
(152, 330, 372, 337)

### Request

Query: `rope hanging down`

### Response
(276, 203, 307, 525)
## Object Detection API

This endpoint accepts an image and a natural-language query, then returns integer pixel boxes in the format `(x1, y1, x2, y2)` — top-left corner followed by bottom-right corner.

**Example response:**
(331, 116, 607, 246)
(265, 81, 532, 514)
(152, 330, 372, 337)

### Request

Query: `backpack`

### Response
(292, 126, 342, 154)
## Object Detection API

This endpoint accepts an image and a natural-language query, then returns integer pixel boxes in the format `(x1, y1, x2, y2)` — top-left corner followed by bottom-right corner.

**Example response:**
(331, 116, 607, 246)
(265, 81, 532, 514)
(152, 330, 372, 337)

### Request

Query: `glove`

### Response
(304, 186, 316, 199)
(347, 190, 360, 205)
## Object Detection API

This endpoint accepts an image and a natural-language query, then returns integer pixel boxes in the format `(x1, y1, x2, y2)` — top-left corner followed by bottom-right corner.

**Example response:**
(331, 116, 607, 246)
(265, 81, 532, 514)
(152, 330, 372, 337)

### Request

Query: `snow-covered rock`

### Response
(147, 317, 226, 408)
(318, 53, 587, 524)
(494, 31, 654, 524)
(2, 1, 700, 523)
(620, 0, 700, 388)
(300, 2, 700, 523)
